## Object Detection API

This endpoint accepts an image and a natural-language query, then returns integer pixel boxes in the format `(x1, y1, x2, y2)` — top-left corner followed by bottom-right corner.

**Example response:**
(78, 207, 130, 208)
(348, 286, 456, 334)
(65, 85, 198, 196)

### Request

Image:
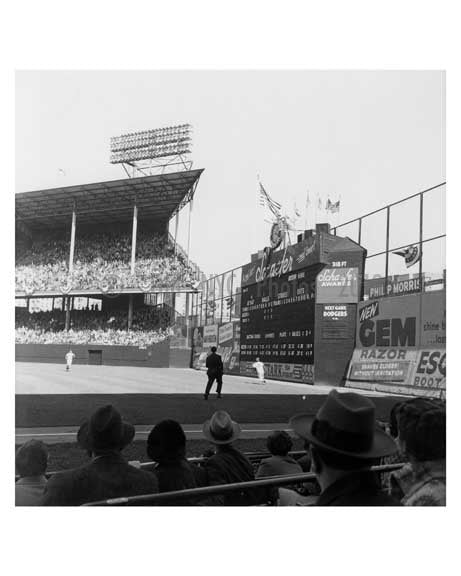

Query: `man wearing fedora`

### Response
(290, 390, 400, 506)
(43, 405, 158, 506)
(204, 346, 224, 399)
(202, 410, 261, 505)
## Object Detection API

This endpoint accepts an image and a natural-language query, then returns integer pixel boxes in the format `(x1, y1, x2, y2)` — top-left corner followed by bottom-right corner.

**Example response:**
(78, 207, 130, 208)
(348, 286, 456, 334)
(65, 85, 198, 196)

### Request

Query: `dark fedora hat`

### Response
(77, 405, 135, 452)
(202, 411, 241, 445)
(290, 390, 397, 459)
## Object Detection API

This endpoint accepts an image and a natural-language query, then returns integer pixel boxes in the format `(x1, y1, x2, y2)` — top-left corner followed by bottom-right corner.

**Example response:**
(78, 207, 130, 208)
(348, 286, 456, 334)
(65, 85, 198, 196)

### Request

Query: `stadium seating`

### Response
(15, 231, 197, 293)
(15, 307, 171, 346)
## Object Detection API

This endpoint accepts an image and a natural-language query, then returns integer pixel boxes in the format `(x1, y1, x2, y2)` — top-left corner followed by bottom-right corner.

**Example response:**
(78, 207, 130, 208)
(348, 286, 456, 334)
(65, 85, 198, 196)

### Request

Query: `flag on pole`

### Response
(304, 190, 310, 229)
(259, 181, 282, 217)
(293, 201, 301, 219)
(393, 245, 422, 268)
(326, 199, 340, 213)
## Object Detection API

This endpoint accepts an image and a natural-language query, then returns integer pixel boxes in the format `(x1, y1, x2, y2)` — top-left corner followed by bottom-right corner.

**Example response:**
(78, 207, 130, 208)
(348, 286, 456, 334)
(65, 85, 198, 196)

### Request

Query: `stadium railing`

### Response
(82, 463, 405, 506)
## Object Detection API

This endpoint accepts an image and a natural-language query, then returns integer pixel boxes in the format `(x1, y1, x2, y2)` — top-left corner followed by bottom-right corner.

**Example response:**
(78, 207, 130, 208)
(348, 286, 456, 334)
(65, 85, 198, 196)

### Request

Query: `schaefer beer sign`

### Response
(241, 236, 319, 287)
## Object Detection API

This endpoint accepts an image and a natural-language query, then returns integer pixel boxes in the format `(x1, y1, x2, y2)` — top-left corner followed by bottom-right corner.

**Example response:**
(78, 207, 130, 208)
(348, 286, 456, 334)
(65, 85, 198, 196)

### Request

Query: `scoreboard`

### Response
(240, 267, 318, 366)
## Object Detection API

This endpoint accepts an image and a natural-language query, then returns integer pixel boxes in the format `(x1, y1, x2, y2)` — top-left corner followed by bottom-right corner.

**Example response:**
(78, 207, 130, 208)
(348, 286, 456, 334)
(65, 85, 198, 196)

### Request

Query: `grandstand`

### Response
(15, 169, 205, 364)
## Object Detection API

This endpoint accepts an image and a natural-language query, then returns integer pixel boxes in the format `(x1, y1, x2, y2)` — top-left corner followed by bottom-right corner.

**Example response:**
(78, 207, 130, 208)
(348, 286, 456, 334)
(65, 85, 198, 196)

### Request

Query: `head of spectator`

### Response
(290, 390, 398, 505)
(388, 401, 403, 439)
(396, 398, 445, 463)
(16, 439, 49, 479)
(202, 410, 240, 449)
(77, 405, 135, 456)
(266, 430, 293, 457)
(147, 419, 187, 464)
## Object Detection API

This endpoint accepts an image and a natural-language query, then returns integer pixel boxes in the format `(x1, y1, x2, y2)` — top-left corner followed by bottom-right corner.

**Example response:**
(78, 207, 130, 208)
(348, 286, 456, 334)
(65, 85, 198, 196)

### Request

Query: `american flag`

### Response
(326, 199, 340, 213)
(259, 182, 281, 217)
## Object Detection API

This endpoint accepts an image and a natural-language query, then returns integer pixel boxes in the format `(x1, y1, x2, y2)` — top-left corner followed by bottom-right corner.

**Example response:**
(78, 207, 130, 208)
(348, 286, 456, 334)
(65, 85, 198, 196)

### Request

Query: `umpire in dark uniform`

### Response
(204, 346, 224, 399)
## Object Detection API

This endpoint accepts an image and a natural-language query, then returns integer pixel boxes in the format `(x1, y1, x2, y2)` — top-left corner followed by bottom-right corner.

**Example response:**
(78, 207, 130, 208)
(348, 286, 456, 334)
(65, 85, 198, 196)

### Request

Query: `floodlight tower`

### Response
(110, 124, 193, 177)
(109, 124, 197, 330)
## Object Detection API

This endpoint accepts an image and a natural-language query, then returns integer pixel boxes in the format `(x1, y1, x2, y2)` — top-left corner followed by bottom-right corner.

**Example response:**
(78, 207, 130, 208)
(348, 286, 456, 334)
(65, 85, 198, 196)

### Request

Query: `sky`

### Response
(15, 70, 445, 277)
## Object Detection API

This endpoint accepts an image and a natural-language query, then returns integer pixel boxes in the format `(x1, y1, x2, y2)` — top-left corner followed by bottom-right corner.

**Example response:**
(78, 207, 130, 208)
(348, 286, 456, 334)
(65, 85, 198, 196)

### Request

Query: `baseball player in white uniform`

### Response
(65, 349, 76, 371)
(252, 357, 266, 383)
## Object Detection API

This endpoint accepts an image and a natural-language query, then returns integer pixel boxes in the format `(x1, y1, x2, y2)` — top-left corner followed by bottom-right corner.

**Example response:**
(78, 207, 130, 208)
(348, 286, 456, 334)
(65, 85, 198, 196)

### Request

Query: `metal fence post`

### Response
(384, 206, 390, 287)
(419, 192, 424, 289)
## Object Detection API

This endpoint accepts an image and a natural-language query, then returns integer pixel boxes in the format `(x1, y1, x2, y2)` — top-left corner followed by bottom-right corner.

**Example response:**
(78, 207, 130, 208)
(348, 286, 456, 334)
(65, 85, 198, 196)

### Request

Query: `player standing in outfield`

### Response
(252, 357, 266, 384)
(204, 347, 224, 399)
(65, 349, 75, 372)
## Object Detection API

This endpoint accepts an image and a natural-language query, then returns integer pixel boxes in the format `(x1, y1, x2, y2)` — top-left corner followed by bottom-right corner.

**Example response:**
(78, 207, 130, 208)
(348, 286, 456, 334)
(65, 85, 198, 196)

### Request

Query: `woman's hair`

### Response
(396, 398, 446, 461)
(16, 440, 48, 477)
(266, 430, 293, 456)
(147, 419, 187, 463)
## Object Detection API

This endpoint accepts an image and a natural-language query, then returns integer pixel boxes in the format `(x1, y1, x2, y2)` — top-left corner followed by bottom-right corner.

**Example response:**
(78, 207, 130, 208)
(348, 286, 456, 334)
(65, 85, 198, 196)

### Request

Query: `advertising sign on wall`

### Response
(316, 267, 359, 303)
(357, 295, 419, 349)
(240, 360, 314, 384)
(347, 291, 446, 398)
(241, 236, 320, 287)
(348, 348, 417, 382)
(411, 349, 446, 391)
(192, 327, 204, 348)
(320, 304, 356, 340)
(364, 274, 423, 300)
(420, 291, 446, 348)
(203, 324, 218, 348)
(218, 322, 234, 345)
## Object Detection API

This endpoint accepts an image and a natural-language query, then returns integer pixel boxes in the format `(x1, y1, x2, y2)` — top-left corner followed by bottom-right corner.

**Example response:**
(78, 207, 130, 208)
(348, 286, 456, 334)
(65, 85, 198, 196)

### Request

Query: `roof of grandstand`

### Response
(15, 169, 204, 230)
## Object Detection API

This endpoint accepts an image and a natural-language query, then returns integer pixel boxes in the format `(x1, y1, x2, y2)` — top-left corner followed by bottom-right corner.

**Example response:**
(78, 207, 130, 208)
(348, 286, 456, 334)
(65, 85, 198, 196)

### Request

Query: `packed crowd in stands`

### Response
(15, 390, 446, 506)
(15, 231, 197, 293)
(15, 307, 172, 346)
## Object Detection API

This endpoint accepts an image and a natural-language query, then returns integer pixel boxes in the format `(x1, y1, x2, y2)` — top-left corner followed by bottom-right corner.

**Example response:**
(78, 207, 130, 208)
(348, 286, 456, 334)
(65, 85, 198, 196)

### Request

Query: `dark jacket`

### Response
(155, 459, 207, 492)
(316, 471, 401, 506)
(256, 455, 303, 478)
(206, 352, 223, 376)
(154, 458, 208, 505)
(43, 453, 159, 506)
(202, 445, 261, 506)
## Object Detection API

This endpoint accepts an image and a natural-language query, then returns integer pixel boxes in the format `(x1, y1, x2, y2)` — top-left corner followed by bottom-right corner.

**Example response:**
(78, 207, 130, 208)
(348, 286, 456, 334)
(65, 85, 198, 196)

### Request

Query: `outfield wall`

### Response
(15, 341, 170, 368)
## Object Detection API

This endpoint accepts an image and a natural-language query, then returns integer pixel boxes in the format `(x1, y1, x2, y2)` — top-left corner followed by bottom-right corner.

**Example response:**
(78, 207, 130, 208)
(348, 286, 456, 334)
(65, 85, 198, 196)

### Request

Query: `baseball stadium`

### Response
(15, 122, 446, 506)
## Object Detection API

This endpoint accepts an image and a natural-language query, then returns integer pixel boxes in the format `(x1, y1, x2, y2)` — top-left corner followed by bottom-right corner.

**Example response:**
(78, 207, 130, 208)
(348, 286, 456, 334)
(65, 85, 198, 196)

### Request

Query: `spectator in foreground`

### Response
(257, 430, 315, 506)
(256, 430, 302, 478)
(381, 401, 413, 500)
(147, 419, 206, 497)
(290, 390, 400, 506)
(202, 411, 261, 505)
(15, 440, 49, 506)
(43, 405, 158, 506)
(394, 398, 446, 506)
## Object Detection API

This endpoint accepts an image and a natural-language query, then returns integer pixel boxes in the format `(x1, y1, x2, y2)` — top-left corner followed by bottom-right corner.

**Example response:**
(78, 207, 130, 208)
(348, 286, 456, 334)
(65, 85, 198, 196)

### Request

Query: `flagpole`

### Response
(304, 189, 309, 230)
(337, 194, 342, 230)
(312, 192, 319, 228)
